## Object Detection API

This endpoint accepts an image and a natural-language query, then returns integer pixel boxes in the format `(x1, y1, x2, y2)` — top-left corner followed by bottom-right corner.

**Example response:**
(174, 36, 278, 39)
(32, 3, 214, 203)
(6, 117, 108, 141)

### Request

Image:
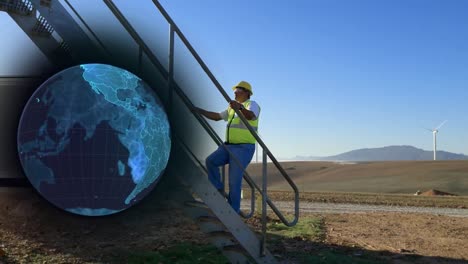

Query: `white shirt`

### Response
(220, 100, 260, 121)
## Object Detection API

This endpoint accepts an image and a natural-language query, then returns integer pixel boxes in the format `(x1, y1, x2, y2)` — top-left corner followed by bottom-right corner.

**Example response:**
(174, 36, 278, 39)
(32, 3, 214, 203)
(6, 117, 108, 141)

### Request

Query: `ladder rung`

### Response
(207, 230, 232, 238)
(223, 244, 246, 253)
(184, 200, 208, 208)
(197, 215, 221, 223)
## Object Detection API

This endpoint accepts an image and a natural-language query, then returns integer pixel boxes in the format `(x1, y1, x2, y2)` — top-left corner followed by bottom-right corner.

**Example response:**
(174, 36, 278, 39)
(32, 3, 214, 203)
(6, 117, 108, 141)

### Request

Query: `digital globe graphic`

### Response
(17, 64, 171, 216)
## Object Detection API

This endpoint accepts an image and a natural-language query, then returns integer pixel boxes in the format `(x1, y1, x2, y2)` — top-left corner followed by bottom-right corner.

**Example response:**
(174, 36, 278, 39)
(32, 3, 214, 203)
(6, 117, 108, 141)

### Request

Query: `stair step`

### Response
(223, 250, 252, 264)
(207, 230, 233, 238)
(223, 244, 246, 253)
(197, 215, 221, 223)
(184, 200, 208, 208)
(223, 245, 253, 264)
(58, 40, 71, 53)
(183, 204, 215, 219)
(207, 234, 238, 249)
(31, 15, 54, 37)
(199, 223, 226, 234)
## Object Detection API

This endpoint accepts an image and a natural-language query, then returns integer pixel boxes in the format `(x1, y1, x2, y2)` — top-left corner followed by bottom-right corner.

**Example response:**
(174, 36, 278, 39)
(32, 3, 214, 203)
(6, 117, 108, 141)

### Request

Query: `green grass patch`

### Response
(263, 216, 388, 263)
(126, 243, 229, 264)
(268, 216, 325, 241)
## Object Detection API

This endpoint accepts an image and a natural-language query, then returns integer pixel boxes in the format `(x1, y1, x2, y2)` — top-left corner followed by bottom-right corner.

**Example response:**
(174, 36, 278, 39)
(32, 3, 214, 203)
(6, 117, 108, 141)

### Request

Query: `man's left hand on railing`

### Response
(229, 100, 243, 110)
(229, 100, 256, 120)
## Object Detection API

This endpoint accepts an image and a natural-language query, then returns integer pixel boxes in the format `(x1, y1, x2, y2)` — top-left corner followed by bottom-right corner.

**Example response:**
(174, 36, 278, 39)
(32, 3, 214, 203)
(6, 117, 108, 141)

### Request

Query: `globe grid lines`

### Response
(17, 64, 171, 216)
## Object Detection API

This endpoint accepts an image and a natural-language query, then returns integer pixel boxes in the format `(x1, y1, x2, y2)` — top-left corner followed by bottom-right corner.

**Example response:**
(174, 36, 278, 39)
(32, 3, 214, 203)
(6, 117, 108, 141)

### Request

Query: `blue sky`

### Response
(1, 0, 468, 158)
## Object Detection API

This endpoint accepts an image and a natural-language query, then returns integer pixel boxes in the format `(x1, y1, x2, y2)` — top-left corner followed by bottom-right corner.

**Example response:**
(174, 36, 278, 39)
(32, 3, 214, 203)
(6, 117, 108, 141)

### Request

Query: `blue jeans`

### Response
(206, 144, 255, 213)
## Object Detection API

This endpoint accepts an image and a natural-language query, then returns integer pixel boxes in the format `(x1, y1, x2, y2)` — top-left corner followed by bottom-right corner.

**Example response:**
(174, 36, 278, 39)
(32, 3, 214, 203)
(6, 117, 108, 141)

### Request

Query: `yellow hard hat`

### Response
(232, 81, 253, 95)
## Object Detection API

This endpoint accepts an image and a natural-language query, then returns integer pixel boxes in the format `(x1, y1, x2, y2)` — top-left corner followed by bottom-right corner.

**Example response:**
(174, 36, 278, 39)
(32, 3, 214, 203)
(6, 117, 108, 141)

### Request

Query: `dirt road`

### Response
(242, 200, 468, 217)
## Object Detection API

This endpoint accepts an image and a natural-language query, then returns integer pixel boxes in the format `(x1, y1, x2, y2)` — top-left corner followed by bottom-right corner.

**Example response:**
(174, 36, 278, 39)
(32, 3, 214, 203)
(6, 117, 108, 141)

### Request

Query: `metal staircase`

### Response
(168, 139, 276, 263)
(1, 1, 300, 263)
(0, 0, 33, 16)
(0, 0, 72, 67)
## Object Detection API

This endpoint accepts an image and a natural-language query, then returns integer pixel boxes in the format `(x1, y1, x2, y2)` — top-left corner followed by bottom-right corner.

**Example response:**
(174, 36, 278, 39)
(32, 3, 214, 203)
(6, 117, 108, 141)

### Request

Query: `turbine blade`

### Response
(435, 120, 447, 130)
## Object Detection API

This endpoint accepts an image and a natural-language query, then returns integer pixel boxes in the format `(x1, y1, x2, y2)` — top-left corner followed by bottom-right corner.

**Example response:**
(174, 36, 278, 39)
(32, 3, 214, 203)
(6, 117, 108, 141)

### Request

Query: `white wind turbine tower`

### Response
(426, 120, 447, 160)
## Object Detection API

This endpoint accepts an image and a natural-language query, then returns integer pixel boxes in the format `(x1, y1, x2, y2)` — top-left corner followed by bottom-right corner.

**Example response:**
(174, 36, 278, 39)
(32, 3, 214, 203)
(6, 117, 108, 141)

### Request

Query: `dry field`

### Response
(247, 160, 468, 195)
(322, 212, 468, 263)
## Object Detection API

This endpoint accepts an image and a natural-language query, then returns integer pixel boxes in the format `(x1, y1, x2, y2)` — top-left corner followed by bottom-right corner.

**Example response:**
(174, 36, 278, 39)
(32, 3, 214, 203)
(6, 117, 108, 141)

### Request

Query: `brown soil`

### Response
(0, 190, 209, 264)
(421, 189, 457, 196)
(247, 160, 468, 195)
(324, 212, 468, 262)
(244, 212, 468, 263)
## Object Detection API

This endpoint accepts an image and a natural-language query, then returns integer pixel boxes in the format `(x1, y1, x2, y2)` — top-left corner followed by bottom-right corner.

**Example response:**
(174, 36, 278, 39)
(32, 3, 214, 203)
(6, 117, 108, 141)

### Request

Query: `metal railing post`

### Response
(260, 148, 267, 256)
(138, 46, 143, 74)
(168, 24, 175, 117)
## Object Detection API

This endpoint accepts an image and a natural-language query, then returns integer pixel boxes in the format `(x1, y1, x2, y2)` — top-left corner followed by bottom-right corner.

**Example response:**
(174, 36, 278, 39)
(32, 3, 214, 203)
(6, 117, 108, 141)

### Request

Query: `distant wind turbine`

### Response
(425, 120, 447, 160)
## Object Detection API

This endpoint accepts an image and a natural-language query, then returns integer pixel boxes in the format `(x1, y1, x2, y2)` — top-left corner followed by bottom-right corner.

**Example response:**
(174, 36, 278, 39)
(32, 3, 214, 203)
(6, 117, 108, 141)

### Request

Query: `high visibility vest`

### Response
(226, 100, 259, 144)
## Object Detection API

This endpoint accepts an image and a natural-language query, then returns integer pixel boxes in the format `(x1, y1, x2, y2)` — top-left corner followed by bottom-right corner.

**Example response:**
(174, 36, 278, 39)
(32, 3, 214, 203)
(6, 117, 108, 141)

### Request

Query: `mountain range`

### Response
(290, 145, 468, 161)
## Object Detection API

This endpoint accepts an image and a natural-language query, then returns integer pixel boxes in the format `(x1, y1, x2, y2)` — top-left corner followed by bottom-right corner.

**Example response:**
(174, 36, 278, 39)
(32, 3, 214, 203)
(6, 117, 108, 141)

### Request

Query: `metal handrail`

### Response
(0, 0, 34, 15)
(63, 0, 112, 58)
(151, 0, 299, 226)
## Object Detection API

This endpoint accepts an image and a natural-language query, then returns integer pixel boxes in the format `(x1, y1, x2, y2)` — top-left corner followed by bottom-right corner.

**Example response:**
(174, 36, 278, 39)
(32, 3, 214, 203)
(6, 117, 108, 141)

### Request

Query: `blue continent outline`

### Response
(81, 64, 170, 205)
